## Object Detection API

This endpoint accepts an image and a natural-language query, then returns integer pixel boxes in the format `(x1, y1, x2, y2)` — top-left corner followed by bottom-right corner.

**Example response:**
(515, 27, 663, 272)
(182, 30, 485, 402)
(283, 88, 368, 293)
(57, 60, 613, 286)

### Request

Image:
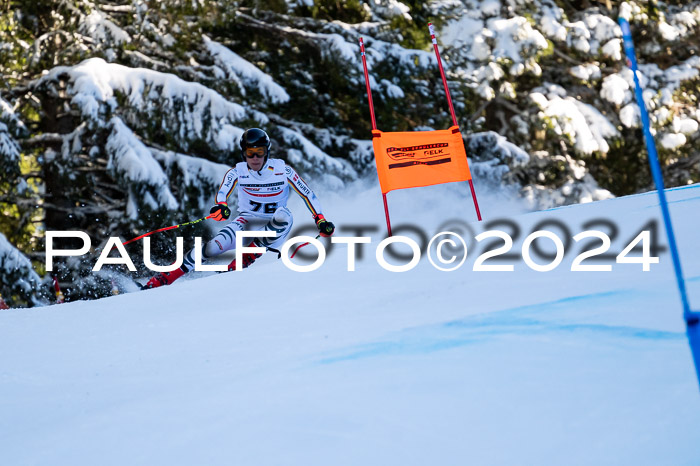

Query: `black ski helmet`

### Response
(239, 128, 271, 163)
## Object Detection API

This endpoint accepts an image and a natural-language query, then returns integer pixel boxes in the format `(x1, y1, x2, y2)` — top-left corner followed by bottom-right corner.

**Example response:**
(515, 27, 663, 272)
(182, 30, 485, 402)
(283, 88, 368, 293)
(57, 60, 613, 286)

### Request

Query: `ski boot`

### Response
(143, 267, 186, 289)
(227, 251, 262, 271)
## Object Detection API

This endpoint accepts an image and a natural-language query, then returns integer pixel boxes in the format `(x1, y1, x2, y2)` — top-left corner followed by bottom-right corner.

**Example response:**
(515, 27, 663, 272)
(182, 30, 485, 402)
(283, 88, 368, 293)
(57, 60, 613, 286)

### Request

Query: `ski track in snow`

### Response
(1, 182, 700, 465)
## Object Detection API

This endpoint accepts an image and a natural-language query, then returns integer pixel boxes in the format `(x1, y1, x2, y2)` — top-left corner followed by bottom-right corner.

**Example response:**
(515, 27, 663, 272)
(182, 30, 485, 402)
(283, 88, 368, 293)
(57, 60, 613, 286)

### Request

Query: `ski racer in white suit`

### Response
(145, 128, 335, 288)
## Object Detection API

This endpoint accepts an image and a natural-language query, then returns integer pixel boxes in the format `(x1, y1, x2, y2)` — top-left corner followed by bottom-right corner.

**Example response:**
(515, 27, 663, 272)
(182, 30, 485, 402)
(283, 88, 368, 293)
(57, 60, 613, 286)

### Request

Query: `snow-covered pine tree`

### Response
(431, 0, 699, 205)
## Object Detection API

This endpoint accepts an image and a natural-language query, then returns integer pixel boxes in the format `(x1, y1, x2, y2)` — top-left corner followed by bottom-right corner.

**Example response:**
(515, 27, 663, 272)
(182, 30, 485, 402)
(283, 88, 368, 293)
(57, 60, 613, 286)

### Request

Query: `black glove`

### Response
(315, 214, 335, 237)
(210, 203, 231, 221)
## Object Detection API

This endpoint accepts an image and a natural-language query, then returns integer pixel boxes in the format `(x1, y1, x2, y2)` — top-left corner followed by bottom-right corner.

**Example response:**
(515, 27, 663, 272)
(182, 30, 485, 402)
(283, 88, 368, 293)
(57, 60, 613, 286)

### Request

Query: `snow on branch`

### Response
(0, 96, 23, 171)
(106, 117, 178, 218)
(466, 130, 613, 208)
(80, 10, 131, 47)
(277, 125, 358, 188)
(268, 114, 373, 176)
(237, 12, 365, 67)
(442, 12, 548, 64)
(38, 58, 266, 152)
(365, 0, 411, 21)
(0, 232, 44, 305)
(467, 130, 530, 185)
(487, 17, 549, 64)
(661, 56, 700, 88)
(531, 84, 620, 155)
(151, 146, 231, 212)
(0, 124, 21, 167)
(362, 35, 434, 71)
(203, 35, 289, 104)
(437, 13, 548, 98)
(0, 95, 26, 135)
(600, 56, 700, 143)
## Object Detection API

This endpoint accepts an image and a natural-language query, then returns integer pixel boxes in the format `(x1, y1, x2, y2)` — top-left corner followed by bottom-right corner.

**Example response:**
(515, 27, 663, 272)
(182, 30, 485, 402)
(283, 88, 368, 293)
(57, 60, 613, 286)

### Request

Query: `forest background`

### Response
(0, 0, 698, 306)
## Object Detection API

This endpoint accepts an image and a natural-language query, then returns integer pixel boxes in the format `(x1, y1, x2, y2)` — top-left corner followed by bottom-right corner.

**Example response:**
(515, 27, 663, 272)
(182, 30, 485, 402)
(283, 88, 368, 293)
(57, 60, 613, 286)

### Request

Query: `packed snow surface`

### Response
(2, 182, 700, 465)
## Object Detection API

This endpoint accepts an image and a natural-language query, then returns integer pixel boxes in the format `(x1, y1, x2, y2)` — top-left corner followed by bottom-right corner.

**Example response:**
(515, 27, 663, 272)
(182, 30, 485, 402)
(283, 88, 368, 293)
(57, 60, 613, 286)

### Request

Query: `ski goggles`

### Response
(244, 147, 267, 158)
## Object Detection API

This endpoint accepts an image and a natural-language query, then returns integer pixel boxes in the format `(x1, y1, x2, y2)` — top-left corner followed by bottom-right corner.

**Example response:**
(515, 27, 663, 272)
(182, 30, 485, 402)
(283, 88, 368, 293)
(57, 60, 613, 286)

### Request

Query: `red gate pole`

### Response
(360, 37, 393, 236)
(359, 38, 377, 130)
(52, 275, 65, 304)
(428, 23, 482, 221)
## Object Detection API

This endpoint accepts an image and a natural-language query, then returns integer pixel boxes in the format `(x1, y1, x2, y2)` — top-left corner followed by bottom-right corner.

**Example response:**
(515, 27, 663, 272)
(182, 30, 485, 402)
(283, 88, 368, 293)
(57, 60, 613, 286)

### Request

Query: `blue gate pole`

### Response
(618, 17, 700, 388)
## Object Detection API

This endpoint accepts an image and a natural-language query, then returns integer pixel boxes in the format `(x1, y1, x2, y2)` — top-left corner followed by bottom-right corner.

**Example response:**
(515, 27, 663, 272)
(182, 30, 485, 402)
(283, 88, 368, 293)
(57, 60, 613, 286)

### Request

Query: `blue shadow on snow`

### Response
(319, 290, 684, 365)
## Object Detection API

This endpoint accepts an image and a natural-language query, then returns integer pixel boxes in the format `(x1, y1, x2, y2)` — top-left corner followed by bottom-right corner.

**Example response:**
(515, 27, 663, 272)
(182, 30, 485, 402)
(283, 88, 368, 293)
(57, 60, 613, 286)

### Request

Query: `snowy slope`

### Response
(2, 183, 700, 466)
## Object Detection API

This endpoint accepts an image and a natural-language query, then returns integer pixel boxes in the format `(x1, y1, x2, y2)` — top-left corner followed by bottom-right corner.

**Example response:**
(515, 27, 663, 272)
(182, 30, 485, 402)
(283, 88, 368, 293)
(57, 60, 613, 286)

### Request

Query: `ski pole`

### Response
(122, 214, 215, 246)
(290, 234, 321, 259)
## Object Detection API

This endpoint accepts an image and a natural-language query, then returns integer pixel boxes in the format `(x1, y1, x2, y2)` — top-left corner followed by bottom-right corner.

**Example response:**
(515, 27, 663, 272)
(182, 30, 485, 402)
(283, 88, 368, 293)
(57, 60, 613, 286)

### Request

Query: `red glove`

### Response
(210, 202, 231, 221)
(314, 214, 335, 237)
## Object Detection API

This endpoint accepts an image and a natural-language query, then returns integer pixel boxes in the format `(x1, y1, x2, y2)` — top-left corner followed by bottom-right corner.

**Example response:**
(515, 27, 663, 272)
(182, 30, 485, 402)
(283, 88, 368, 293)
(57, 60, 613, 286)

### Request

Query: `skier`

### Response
(144, 128, 335, 288)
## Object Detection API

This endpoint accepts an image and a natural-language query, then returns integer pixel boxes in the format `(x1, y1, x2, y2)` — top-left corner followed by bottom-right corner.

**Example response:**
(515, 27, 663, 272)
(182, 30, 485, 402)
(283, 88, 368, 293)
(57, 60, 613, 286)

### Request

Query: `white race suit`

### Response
(181, 158, 324, 271)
